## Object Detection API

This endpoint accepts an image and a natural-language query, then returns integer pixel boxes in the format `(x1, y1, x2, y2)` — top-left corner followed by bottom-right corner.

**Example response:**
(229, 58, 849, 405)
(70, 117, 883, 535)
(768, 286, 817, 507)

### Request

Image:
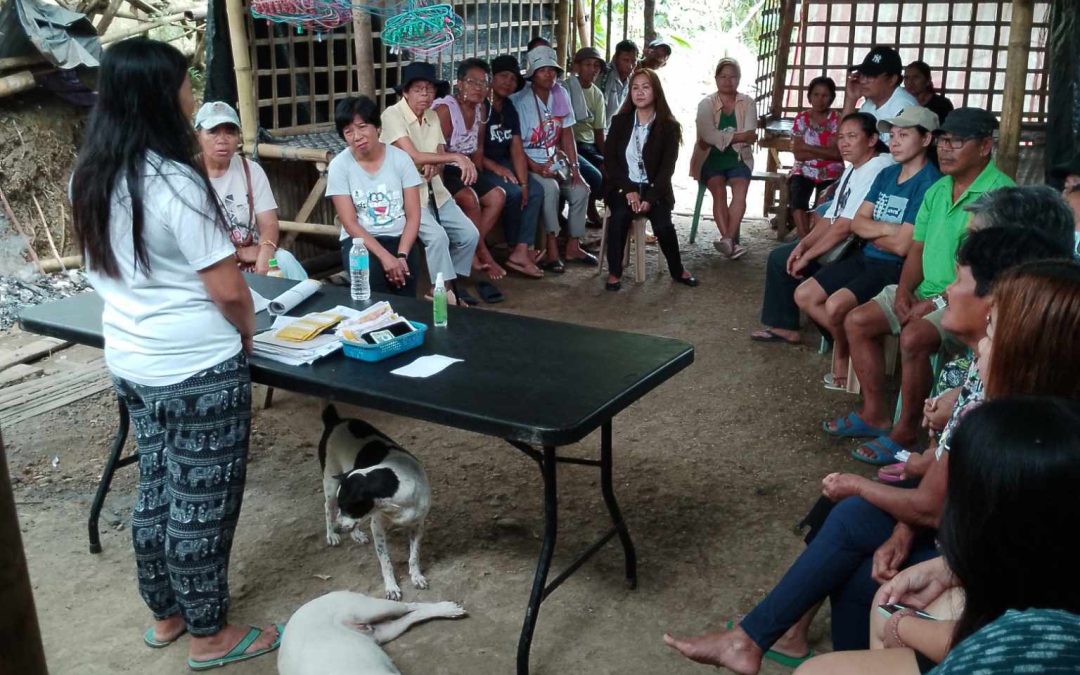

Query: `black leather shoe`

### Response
(605, 280, 622, 292)
(675, 274, 699, 287)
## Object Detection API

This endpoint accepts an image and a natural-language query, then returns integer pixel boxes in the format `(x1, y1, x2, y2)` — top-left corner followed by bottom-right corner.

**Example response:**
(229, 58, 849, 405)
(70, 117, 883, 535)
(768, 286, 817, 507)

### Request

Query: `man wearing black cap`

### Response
(839, 107, 1015, 463)
(381, 62, 481, 304)
(841, 46, 917, 142)
(640, 38, 671, 70)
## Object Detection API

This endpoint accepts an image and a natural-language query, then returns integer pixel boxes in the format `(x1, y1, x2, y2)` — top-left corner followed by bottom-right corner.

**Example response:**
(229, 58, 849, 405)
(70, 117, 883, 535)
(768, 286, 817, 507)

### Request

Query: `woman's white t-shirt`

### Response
(325, 144, 422, 241)
(85, 156, 241, 386)
(207, 154, 277, 248)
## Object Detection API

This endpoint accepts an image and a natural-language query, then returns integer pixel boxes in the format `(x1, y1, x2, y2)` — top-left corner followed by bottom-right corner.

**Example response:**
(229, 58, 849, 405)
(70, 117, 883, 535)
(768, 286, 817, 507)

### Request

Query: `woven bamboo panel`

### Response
(755, 0, 1052, 125)
(242, 0, 557, 137)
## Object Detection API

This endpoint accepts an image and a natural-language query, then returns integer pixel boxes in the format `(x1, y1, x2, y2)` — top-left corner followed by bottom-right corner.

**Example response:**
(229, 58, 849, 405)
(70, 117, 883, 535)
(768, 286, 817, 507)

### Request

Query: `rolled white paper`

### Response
(268, 279, 321, 316)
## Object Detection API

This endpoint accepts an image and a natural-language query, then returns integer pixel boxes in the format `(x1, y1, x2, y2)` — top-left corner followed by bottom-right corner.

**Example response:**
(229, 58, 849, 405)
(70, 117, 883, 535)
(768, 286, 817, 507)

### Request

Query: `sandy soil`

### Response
(6, 209, 894, 675)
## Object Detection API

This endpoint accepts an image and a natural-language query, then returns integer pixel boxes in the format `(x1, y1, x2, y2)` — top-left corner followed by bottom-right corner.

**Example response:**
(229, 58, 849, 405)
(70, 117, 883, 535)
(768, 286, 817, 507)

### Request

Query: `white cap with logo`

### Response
(194, 101, 241, 130)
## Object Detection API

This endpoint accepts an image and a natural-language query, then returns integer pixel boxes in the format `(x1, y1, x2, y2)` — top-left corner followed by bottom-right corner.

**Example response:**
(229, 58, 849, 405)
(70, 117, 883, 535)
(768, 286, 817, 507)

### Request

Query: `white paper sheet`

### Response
(250, 288, 271, 314)
(390, 355, 463, 378)
(268, 279, 321, 315)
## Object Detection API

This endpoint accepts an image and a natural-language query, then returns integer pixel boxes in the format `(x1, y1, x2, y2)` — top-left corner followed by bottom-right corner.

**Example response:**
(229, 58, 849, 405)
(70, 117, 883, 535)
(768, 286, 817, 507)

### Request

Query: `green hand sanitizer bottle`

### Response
(433, 272, 448, 328)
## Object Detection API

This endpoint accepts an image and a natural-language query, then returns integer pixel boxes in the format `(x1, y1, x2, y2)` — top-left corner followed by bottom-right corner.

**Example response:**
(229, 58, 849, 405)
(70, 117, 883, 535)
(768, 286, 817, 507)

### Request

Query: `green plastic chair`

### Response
(689, 182, 709, 244)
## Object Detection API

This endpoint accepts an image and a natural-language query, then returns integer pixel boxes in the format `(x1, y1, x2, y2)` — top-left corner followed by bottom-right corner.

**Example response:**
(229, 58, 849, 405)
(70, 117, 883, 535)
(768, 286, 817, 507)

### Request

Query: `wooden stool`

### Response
(597, 209, 648, 283)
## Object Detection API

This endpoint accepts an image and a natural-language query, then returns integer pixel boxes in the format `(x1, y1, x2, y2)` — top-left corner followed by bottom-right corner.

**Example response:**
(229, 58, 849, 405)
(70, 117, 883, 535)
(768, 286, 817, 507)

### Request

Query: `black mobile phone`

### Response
(876, 603, 937, 620)
(359, 320, 414, 345)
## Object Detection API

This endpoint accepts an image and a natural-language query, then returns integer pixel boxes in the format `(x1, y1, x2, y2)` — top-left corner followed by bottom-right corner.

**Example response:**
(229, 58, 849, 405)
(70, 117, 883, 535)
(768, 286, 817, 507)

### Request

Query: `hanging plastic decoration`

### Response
(380, 3, 464, 57)
(250, 0, 353, 32)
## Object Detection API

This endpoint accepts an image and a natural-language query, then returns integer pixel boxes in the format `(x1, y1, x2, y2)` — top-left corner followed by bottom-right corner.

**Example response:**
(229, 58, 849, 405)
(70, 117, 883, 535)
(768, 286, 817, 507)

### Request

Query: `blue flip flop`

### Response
(187, 623, 284, 671)
(823, 411, 890, 439)
(144, 626, 186, 649)
(852, 436, 908, 466)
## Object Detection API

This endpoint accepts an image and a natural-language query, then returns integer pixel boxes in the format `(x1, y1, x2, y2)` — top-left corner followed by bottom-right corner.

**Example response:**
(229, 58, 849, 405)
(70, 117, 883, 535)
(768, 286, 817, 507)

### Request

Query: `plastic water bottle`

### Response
(266, 257, 284, 278)
(349, 238, 370, 301)
(432, 272, 448, 328)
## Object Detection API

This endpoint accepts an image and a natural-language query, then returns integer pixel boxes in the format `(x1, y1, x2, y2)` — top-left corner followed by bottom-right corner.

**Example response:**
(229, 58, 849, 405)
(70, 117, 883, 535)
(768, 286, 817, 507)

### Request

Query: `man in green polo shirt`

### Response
(827, 108, 1013, 462)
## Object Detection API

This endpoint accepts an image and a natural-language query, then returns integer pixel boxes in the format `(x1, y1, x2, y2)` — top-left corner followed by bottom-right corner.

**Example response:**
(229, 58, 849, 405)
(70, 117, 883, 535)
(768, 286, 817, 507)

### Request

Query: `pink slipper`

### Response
(877, 462, 906, 483)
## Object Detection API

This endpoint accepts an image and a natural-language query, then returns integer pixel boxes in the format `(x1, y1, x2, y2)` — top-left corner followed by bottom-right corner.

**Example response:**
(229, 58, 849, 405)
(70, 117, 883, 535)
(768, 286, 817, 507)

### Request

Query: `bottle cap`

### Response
(352, 237, 365, 246)
(435, 272, 445, 288)
(268, 257, 278, 266)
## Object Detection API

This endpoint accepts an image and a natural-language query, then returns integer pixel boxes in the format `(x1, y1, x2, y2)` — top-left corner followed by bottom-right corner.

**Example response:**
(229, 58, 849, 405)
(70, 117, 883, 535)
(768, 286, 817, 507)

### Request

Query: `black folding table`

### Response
(18, 275, 694, 674)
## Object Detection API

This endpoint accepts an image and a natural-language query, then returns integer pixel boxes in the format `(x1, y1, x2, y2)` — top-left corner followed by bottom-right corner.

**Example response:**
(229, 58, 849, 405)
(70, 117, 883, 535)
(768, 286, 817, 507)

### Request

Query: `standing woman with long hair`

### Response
(690, 57, 757, 260)
(69, 38, 280, 670)
(604, 68, 697, 290)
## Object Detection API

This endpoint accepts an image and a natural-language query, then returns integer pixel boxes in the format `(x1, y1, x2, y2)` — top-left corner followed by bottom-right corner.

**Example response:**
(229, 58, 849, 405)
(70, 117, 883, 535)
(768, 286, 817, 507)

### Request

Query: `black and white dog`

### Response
(320, 405, 432, 600)
(277, 590, 465, 675)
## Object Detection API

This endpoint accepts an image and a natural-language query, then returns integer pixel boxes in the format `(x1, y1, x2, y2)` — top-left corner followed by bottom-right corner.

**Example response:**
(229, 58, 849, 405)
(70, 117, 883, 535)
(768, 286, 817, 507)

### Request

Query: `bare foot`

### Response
(189, 623, 279, 662)
(663, 627, 763, 674)
(150, 614, 186, 643)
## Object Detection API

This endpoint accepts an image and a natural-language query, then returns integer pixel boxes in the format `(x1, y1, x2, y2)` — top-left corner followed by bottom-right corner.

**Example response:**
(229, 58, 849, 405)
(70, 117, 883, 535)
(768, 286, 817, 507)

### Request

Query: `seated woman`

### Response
(663, 229, 1075, 674)
(326, 96, 421, 296)
(195, 101, 307, 280)
(903, 61, 954, 125)
(793, 259, 1080, 675)
(750, 112, 893, 345)
(432, 58, 508, 281)
(482, 55, 545, 279)
(794, 107, 940, 393)
(603, 68, 697, 291)
(788, 77, 844, 239)
(690, 57, 757, 260)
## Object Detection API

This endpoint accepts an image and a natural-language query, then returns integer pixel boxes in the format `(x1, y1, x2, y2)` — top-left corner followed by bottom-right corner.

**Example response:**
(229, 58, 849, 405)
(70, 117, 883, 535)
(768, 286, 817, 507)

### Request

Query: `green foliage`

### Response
(588, 0, 762, 52)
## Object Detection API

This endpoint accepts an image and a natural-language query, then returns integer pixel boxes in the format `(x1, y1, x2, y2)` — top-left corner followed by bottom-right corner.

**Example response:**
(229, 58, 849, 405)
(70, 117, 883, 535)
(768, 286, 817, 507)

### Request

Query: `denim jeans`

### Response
(486, 160, 542, 247)
(740, 495, 940, 651)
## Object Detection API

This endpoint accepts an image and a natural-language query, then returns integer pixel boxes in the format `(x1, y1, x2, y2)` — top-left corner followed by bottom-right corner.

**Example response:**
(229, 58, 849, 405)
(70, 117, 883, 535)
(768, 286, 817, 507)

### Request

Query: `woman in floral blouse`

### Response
(788, 77, 844, 238)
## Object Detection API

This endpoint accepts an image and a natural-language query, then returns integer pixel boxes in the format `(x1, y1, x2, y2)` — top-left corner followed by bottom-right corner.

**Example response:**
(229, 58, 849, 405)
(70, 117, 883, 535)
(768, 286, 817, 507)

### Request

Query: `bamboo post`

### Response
(643, 0, 655, 43)
(769, 0, 795, 121)
(555, 0, 570, 66)
(353, 11, 375, 98)
(0, 55, 44, 71)
(0, 431, 48, 675)
(998, 0, 1034, 179)
(0, 71, 37, 99)
(224, 0, 258, 154)
(573, 0, 588, 50)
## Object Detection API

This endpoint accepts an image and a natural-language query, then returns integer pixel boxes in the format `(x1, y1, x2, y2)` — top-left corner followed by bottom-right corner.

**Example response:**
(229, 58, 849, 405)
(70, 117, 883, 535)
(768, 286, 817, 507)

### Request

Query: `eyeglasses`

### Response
(934, 136, 974, 150)
(461, 77, 490, 89)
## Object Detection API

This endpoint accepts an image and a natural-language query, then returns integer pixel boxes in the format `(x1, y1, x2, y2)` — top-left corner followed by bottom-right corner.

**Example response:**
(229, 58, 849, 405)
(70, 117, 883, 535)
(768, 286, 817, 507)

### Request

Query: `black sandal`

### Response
(540, 258, 565, 274)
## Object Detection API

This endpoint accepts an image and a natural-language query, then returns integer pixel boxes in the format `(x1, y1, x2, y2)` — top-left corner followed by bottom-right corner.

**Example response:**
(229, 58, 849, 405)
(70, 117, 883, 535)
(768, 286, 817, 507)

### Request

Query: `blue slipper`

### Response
(823, 411, 890, 439)
(144, 626, 186, 649)
(187, 624, 284, 671)
(852, 436, 908, 466)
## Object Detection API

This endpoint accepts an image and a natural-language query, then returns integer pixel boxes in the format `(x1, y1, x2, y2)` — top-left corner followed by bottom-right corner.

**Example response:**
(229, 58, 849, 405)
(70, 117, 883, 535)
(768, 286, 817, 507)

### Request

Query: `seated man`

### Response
(751, 112, 894, 344)
(433, 58, 507, 282)
(639, 38, 671, 70)
(380, 62, 481, 305)
(510, 45, 595, 272)
(600, 39, 639, 129)
(795, 107, 941, 389)
(832, 108, 1013, 463)
(567, 47, 607, 225)
(842, 46, 917, 141)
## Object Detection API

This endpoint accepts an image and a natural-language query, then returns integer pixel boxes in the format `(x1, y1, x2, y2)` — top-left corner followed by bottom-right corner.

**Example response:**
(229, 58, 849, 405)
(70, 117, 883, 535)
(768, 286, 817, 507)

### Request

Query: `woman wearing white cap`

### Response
(194, 101, 307, 280)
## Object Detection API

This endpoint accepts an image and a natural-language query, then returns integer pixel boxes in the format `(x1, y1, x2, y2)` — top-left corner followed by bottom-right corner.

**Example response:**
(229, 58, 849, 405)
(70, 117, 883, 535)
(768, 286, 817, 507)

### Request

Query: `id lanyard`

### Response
(632, 113, 654, 185)
(532, 92, 559, 159)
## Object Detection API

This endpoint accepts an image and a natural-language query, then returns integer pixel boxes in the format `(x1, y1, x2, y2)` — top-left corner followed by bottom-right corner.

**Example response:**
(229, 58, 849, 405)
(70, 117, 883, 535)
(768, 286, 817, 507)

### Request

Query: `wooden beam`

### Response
(278, 220, 338, 236)
(770, 0, 796, 121)
(998, 0, 1034, 178)
(353, 11, 375, 98)
(224, 0, 258, 155)
(0, 71, 37, 99)
(555, 0, 570, 66)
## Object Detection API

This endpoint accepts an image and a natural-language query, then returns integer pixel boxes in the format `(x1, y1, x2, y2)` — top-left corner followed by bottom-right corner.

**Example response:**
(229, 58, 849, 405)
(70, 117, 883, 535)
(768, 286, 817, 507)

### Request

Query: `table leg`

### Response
(88, 396, 131, 554)
(516, 444, 557, 675)
(601, 421, 637, 589)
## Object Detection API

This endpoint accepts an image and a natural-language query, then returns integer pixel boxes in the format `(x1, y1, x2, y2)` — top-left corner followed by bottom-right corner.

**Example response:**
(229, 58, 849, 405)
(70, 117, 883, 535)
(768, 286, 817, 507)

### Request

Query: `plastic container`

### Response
(432, 272, 447, 328)
(340, 321, 427, 362)
(349, 238, 371, 301)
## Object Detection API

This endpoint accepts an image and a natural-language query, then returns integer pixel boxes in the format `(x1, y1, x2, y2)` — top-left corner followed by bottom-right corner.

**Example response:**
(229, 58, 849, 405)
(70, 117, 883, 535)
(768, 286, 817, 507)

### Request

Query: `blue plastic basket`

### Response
(340, 321, 427, 362)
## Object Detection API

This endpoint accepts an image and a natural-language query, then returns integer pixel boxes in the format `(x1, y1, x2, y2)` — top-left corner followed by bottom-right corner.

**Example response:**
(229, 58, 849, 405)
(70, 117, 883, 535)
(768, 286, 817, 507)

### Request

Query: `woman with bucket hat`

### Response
(380, 61, 482, 305)
(510, 45, 596, 272)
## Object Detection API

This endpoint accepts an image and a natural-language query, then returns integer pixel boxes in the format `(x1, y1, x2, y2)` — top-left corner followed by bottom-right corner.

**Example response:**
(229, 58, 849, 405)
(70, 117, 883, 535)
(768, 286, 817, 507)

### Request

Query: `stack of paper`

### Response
(252, 305, 364, 366)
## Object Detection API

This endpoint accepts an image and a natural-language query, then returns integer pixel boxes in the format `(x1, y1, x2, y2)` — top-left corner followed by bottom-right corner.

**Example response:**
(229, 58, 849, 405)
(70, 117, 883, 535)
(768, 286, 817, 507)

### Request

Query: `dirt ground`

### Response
(5, 205, 896, 674)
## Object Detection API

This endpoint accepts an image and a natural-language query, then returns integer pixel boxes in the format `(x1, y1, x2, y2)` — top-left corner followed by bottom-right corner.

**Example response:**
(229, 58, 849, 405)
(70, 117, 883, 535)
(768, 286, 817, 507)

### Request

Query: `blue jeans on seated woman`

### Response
(739, 495, 940, 651)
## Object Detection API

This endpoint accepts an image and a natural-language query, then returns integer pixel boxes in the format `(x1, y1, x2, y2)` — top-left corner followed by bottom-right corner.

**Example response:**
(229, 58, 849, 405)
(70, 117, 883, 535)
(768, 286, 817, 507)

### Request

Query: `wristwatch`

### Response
(396, 252, 409, 259)
(931, 295, 947, 311)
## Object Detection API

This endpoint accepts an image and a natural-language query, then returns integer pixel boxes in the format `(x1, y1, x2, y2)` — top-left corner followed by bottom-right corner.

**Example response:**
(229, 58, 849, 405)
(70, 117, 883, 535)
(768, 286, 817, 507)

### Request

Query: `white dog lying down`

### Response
(277, 591, 466, 675)
(320, 405, 432, 600)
